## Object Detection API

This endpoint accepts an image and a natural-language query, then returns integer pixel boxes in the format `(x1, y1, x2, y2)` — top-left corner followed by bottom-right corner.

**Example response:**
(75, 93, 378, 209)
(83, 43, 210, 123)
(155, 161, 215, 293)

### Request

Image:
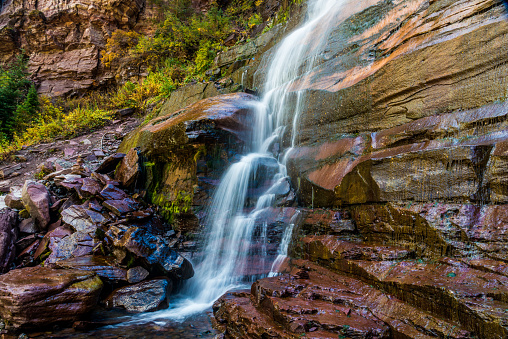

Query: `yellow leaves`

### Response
(0, 98, 114, 159)
(101, 29, 140, 67)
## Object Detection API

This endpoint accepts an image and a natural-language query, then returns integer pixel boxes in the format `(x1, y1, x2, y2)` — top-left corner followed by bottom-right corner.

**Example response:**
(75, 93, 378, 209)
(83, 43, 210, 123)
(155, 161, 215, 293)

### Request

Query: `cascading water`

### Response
(126, 0, 345, 324)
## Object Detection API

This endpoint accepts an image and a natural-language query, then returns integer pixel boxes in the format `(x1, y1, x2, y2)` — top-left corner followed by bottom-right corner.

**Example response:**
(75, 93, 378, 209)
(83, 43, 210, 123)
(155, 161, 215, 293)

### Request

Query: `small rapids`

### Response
(122, 0, 347, 326)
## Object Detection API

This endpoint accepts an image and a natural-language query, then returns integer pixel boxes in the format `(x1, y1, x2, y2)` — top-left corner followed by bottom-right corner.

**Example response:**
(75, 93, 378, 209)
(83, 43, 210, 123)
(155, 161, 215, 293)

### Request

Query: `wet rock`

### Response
(266, 176, 291, 197)
(0, 208, 18, 273)
(0, 266, 103, 329)
(18, 218, 37, 234)
(350, 203, 451, 258)
(215, 261, 472, 338)
(106, 226, 193, 280)
(103, 199, 136, 216)
(16, 234, 40, 253)
(106, 279, 171, 313)
(127, 266, 149, 284)
(21, 181, 51, 230)
(34, 226, 73, 260)
(99, 184, 129, 201)
(295, 235, 412, 264)
(17, 239, 40, 260)
(115, 148, 140, 187)
(95, 153, 126, 174)
(346, 259, 508, 339)
(61, 205, 106, 234)
(119, 93, 258, 218)
(127, 209, 153, 221)
(486, 141, 508, 203)
(46, 231, 98, 264)
(54, 256, 127, 282)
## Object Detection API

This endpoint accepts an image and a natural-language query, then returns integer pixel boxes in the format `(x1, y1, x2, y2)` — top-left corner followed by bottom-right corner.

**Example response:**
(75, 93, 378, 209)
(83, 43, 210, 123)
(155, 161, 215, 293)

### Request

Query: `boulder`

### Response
(0, 266, 103, 329)
(18, 218, 37, 234)
(46, 231, 98, 264)
(95, 153, 126, 174)
(99, 184, 129, 201)
(0, 208, 18, 273)
(4, 187, 24, 210)
(103, 199, 137, 216)
(119, 93, 257, 155)
(106, 279, 171, 312)
(54, 256, 127, 282)
(61, 205, 106, 235)
(79, 178, 103, 198)
(118, 93, 257, 221)
(106, 225, 193, 280)
(34, 226, 73, 260)
(115, 148, 140, 187)
(127, 266, 149, 284)
(21, 181, 51, 230)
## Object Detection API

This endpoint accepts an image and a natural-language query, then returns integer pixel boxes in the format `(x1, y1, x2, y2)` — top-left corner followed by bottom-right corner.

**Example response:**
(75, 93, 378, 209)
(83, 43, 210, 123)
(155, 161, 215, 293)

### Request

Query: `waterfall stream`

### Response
(127, 0, 345, 324)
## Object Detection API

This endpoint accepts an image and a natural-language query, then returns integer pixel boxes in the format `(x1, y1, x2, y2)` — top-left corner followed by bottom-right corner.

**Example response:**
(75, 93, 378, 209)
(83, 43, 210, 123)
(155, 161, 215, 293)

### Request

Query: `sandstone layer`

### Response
(0, 0, 162, 96)
(210, 0, 508, 338)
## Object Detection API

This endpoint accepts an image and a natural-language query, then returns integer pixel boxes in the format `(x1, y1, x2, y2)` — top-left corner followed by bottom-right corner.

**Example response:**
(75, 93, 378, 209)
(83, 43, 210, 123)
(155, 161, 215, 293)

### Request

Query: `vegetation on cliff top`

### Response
(0, 0, 299, 159)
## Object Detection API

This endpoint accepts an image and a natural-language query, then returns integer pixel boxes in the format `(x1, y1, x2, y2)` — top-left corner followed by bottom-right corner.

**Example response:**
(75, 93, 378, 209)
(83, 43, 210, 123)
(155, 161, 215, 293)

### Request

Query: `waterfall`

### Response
(127, 0, 345, 324)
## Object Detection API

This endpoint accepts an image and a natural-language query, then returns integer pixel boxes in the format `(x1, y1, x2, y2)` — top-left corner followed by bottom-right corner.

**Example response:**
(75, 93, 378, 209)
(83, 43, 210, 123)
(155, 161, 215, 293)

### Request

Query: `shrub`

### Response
(0, 54, 35, 139)
(101, 30, 141, 67)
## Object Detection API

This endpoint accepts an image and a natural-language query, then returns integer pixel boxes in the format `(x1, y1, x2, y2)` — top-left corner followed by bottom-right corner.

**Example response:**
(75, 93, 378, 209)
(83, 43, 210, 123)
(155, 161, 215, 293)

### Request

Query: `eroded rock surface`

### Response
(0, 0, 166, 96)
(0, 266, 103, 329)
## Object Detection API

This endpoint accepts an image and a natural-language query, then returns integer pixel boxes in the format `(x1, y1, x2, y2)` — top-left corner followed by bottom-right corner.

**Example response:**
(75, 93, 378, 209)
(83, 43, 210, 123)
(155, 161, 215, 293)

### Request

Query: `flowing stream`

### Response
(126, 0, 345, 325)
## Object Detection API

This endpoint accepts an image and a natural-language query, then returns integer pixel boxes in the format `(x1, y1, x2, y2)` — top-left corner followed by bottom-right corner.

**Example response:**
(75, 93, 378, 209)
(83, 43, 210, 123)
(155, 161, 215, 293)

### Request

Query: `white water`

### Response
(125, 0, 345, 325)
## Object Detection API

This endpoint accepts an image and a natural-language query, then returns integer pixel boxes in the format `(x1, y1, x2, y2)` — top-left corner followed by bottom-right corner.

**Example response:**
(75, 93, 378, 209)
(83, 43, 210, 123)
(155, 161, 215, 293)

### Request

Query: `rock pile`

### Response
(0, 149, 193, 331)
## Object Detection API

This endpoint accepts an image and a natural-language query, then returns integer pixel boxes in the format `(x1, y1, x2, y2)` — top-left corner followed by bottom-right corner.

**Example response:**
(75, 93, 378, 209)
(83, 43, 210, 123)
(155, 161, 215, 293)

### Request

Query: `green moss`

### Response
(70, 275, 103, 292)
(152, 190, 193, 225)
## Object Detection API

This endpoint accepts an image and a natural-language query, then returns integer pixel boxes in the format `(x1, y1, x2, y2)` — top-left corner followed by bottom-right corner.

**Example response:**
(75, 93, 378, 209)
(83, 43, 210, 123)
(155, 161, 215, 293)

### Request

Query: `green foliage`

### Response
(0, 55, 35, 140)
(0, 96, 114, 158)
(13, 85, 39, 132)
(133, 4, 233, 79)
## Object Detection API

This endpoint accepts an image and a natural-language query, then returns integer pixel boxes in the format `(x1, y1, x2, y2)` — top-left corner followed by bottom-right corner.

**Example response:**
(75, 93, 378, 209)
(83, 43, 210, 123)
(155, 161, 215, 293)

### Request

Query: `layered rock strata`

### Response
(211, 0, 508, 338)
(0, 0, 161, 96)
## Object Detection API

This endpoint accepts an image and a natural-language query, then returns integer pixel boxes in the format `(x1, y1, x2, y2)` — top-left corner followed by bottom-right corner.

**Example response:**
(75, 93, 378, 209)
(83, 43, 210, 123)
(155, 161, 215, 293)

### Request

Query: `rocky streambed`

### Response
(0, 147, 195, 335)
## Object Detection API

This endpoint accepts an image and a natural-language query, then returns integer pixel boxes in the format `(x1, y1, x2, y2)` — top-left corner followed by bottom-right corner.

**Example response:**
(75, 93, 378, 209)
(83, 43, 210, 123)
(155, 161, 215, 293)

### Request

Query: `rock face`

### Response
(0, 0, 164, 96)
(0, 266, 103, 329)
(212, 1, 508, 338)
(247, 0, 508, 208)
(119, 92, 257, 226)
